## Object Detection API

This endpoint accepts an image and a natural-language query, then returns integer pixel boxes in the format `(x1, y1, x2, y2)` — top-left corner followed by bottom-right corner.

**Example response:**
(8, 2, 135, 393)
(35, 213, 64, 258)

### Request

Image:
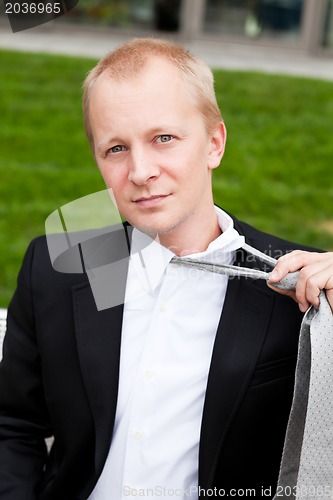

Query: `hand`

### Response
(268, 250, 333, 313)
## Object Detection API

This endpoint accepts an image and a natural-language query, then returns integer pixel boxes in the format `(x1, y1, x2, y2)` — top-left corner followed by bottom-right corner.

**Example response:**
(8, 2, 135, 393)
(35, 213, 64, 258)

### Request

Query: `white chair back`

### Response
(0, 308, 7, 359)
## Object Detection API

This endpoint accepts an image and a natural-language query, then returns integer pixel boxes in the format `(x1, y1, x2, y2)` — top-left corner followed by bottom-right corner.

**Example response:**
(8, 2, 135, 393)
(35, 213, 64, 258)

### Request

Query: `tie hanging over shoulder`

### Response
(172, 243, 333, 500)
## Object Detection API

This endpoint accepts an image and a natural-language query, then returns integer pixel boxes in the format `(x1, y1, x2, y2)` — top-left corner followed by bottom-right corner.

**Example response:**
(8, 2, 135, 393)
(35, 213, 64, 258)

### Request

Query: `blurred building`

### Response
(63, 0, 332, 54)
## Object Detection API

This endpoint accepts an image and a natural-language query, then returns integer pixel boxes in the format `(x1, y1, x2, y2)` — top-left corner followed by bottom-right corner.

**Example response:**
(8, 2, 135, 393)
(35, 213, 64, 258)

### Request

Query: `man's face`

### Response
(89, 57, 225, 243)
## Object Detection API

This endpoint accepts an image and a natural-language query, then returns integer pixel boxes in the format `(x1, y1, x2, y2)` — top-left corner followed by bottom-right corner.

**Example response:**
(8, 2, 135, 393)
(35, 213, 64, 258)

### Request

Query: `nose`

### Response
(127, 149, 160, 186)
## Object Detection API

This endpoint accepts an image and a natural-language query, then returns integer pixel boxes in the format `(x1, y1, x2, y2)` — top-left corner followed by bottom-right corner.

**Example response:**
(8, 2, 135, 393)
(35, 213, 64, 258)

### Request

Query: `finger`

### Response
(295, 269, 320, 311)
(269, 255, 332, 312)
(327, 289, 333, 313)
(268, 251, 333, 312)
(267, 282, 296, 301)
(295, 262, 333, 310)
(305, 271, 333, 309)
(269, 250, 323, 282)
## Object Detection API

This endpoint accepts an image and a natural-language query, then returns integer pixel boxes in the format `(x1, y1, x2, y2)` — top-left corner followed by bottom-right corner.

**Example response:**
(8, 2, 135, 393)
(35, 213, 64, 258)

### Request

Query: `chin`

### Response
(133, 225, 159, 239)
(132, 216, 184, 239)
(130, 222, 171, 236)
(126, 204, 190, 234)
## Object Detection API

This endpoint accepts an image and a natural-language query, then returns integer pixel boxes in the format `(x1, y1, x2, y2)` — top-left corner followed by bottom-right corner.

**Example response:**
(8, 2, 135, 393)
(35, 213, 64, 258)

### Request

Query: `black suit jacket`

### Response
(0, 216, 309, 499)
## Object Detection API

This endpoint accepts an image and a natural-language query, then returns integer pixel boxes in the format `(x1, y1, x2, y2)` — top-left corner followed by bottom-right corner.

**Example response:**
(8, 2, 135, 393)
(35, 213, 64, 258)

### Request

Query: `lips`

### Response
(133, 194, 170, 207)
(134, 194, 167, 202)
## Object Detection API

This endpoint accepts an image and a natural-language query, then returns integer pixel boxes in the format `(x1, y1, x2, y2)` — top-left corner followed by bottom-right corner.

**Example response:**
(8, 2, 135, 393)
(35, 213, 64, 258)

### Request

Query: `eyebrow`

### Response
(146, 125, 187, 136)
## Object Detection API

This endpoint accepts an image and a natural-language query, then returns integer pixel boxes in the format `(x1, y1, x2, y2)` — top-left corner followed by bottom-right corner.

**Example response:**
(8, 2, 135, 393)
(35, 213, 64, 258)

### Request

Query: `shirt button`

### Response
(144, 370, 154, 379)
(133, 431, 144, 440)
(159, 303, 167, 312)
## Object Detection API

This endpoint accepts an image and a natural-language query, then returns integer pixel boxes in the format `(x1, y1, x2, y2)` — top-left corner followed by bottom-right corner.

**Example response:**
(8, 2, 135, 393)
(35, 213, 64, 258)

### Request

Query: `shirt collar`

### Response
(129, 206, 245, 293)
(184, 206, 245, 264)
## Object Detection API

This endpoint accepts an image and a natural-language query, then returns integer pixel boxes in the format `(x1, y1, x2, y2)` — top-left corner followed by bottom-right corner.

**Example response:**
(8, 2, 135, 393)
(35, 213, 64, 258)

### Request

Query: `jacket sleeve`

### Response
(0, 239, 51, 499)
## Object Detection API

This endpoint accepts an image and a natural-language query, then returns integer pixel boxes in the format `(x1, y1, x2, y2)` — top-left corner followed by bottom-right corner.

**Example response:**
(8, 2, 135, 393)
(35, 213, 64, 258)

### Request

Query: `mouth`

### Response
(133, 194, 171, 208)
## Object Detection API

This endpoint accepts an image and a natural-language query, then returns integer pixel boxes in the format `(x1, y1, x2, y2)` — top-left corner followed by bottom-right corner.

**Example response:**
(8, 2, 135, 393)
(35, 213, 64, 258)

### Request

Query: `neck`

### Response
(157, 205, 221, 256)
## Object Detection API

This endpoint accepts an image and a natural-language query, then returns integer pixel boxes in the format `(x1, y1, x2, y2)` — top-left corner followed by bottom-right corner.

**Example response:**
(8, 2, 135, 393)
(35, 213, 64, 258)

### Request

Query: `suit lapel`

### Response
(199, 250, 275, 488)
(72, 281, 124, 471)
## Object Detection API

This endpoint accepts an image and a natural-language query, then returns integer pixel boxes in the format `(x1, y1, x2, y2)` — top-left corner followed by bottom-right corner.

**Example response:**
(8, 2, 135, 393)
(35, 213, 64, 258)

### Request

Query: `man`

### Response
(0, 38, 332, 500)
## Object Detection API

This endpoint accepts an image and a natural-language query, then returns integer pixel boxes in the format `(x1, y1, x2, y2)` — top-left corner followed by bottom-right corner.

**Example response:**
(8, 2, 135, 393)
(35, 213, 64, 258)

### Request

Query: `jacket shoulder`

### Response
(232, 216, 319, 257)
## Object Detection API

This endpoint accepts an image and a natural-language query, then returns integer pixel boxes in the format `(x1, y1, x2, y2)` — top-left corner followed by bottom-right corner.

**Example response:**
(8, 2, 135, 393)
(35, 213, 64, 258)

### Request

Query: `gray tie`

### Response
(172, 243, 333, 500)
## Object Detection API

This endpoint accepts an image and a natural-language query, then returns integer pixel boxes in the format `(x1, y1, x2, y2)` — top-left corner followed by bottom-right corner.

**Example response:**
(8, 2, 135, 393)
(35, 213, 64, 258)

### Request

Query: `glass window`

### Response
(204, 0, 304, 42)
(323, 0, 333, 48)
(64, 0, 182, 32)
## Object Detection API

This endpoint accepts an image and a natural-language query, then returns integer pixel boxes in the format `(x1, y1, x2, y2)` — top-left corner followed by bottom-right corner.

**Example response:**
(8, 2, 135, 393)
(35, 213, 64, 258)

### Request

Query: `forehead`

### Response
(89, 57, 191, 111)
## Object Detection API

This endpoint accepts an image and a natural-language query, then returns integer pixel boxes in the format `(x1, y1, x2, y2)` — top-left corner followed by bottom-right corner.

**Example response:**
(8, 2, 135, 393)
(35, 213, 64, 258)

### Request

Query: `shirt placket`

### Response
(121, 272, 171, 497)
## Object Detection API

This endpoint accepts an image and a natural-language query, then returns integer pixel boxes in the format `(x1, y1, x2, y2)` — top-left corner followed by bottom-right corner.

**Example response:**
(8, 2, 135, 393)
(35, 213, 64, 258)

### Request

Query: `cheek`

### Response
(97, 162, 124, 189)
(96, 160, 108, 181)
(101, 171, 114, 187)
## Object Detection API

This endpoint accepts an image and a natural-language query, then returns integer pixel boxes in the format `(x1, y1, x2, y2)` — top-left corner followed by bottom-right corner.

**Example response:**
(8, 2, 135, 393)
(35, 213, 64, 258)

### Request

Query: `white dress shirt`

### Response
(88, 207, 245, 500)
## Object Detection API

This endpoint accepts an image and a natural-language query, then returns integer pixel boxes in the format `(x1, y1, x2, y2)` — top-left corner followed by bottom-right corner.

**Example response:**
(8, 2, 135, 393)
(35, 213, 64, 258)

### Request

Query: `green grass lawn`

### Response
(0, 49, 333, 307)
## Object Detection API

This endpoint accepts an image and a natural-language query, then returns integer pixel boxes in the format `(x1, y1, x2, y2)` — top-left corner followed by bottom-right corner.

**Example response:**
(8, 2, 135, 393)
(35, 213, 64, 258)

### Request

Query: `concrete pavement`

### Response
(0, 19, 333, 81)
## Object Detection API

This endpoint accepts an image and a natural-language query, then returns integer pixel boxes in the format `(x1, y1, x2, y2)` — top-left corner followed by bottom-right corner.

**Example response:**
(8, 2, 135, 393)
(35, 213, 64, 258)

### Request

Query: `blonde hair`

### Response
(82, 38, 222, 148)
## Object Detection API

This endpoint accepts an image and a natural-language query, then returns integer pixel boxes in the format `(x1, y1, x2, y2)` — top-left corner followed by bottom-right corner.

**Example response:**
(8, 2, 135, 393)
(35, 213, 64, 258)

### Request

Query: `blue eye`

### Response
(157, 135, 173, 143)
(109, 145, 126, 153)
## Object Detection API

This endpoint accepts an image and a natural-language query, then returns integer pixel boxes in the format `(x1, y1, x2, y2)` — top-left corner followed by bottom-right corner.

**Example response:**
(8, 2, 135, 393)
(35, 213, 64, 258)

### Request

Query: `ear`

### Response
(208, 122, 227, 171)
